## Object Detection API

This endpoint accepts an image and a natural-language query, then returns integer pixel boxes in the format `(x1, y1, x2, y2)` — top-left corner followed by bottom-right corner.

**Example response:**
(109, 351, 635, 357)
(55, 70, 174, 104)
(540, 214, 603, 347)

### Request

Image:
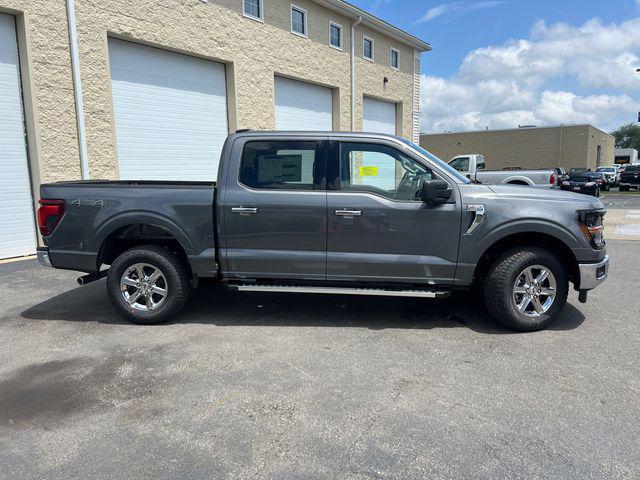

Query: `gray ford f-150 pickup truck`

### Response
(37, 131, 609, 331)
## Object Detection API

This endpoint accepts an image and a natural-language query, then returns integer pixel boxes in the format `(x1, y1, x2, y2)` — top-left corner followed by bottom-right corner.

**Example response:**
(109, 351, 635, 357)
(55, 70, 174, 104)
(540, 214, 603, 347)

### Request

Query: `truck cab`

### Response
(448, 154, 486, 179)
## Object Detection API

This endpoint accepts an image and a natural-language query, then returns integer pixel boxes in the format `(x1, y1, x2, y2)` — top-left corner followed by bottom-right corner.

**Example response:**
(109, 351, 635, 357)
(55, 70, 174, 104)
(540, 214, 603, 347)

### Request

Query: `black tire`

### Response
(107, 245, 191, 324)
(484, 247, 568, 332)
(619, 185, 628, 192)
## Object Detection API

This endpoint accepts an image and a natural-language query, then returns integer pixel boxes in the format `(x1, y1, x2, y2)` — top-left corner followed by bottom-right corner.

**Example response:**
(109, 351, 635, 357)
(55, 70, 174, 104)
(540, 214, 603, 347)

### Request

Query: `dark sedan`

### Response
(561, 171, 607, 196)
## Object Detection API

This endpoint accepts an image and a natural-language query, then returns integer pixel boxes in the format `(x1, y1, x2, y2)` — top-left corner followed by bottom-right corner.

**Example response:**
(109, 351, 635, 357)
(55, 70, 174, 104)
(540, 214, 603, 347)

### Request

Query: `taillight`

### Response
(37, 199, 65, 236)
(550, 172, 556, 185)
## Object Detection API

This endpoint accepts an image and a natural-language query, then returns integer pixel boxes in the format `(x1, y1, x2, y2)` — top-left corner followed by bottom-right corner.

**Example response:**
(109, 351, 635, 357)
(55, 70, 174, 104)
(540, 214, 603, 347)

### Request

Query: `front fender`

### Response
(465, 218, 581, 265)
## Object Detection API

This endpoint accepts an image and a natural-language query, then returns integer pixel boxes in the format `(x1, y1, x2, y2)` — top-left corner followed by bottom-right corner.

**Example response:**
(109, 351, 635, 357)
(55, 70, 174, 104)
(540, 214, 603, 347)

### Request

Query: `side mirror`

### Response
(421, 179, 452, 204)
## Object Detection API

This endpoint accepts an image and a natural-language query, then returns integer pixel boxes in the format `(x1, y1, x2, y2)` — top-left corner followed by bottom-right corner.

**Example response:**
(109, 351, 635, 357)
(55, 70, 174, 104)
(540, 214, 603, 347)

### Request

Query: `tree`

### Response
(610, 123, 640, 150)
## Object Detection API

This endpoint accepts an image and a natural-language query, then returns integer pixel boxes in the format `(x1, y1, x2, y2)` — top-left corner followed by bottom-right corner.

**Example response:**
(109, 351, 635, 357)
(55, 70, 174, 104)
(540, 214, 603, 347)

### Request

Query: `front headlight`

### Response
(585, 181, 596, 187)
(578, 209, 606, 249)
(562, 181, 570, 186)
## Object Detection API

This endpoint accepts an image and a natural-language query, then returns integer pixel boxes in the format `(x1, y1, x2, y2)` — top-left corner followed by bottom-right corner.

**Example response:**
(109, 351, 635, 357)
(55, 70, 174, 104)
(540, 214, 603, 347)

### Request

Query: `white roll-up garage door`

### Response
(108, 39, 228, 181)
(363, 96, 396, 135)
(275, 77, 333, 131)
(362, 97, 397, 190)
(0, 13, 37, 259)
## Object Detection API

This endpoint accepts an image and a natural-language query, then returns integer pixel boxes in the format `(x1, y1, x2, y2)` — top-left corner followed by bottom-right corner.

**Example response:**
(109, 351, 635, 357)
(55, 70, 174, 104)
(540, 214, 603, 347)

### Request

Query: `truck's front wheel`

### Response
(107, 245, 191, 324)
(484, 247, 568, 331)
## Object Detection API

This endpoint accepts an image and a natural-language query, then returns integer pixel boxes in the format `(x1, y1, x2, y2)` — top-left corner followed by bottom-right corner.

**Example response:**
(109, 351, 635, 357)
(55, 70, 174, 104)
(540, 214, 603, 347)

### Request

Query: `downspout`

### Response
(350, 15, 362, 131)
(66, 0, 90, 179)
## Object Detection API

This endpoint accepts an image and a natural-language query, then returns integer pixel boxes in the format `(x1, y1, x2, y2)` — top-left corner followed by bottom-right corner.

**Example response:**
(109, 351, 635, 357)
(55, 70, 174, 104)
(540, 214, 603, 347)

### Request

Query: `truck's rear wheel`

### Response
(107, 245, 191, 324)
(484, 247, 568, 331)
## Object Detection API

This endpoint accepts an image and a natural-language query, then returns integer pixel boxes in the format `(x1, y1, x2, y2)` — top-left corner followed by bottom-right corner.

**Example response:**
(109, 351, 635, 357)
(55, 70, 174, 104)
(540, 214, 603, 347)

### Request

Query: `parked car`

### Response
(37, 132, 609, 332)
(447, 154, 557, 187)
(561, 171, 607, 196)
(595, 166, 620, 188)
(619, 164, 640, 191)
(549, 167, 567, 184)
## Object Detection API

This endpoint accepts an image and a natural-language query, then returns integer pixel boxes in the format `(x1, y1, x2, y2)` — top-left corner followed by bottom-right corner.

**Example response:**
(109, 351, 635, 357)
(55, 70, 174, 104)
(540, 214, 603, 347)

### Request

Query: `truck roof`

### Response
(229, 130, 406, 142)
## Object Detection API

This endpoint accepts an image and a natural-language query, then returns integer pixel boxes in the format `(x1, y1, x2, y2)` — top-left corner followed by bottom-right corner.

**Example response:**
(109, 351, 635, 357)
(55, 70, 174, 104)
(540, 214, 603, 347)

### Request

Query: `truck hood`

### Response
(485, 184, 605, 209)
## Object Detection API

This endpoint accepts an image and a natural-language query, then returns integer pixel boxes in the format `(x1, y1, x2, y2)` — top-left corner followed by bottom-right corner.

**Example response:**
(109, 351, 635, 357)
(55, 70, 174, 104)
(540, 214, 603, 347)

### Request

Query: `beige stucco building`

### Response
(0, 0, 429, 259)
(420, 125, 615, 171)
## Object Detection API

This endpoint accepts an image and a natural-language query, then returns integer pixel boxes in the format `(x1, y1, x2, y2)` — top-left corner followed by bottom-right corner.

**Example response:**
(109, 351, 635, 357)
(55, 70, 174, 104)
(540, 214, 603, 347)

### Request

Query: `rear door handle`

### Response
(335, 209, 362, 217)
(231, 207, 258, 215)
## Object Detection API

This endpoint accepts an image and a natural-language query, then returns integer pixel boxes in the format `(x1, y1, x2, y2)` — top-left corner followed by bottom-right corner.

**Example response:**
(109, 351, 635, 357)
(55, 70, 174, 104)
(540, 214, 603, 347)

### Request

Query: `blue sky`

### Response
(349, 0, 640, 133)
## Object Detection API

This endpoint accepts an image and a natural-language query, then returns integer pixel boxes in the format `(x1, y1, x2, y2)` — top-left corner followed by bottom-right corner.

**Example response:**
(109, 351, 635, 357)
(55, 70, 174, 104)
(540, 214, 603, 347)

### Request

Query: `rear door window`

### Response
(240, 141, 324, 190)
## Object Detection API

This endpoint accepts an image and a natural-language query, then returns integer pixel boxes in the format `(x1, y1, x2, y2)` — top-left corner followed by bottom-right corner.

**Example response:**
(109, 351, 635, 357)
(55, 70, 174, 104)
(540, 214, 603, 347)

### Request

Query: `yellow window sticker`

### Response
(359, 166, 379, 176)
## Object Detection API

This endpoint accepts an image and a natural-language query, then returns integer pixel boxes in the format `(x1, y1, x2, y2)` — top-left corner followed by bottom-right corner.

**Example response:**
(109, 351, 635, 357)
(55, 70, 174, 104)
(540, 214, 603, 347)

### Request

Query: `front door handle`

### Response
(231, 207, 259, 215)
(335, 209, 362, 217)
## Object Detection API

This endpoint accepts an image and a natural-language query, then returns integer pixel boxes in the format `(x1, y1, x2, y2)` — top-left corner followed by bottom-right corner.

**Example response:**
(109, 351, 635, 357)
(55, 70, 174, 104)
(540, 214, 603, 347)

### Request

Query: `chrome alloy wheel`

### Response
(512, 265, 557, 317)
(120, 263, 168, 311)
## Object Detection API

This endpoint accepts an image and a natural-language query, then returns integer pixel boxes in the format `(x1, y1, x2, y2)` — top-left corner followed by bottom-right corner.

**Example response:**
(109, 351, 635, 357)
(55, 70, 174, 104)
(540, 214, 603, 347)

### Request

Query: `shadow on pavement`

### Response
(21, 279, 585, 334)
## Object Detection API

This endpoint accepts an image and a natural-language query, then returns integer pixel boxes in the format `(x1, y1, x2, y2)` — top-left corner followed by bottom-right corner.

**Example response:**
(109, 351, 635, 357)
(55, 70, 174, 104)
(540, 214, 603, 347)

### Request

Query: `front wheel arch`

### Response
(471, 232, 579, 289)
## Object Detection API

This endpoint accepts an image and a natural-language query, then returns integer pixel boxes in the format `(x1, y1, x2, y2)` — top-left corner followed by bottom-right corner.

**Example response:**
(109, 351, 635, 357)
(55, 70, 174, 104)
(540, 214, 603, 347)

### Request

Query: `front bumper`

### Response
(37, 247, 52, 267)
(578, 254, 609, 290)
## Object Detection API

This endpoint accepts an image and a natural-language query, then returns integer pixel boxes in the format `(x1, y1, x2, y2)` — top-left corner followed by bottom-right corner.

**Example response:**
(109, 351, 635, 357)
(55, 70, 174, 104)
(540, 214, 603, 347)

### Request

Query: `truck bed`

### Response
(40, 180, 217, 276)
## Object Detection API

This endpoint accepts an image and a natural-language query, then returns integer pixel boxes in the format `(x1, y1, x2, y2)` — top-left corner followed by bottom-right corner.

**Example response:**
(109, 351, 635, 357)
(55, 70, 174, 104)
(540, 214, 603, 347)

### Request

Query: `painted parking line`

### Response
(625, 210, 640, 220)
(614, 224, 640, 236)
(605, 208, 640, 241)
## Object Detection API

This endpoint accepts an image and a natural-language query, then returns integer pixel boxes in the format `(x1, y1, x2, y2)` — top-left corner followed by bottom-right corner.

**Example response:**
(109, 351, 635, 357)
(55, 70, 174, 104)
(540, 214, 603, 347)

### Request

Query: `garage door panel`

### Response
(0, 13, 37, 259)
(108, 38, 228, 181)
(363, 97, 396, 135)
(361, 97, 398, 190)
(275, 77, 333, 131)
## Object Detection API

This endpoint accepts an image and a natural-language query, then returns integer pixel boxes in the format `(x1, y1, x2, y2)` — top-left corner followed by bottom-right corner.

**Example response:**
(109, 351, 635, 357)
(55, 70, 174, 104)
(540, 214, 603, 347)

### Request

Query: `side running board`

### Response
(234, 284, 451, 298)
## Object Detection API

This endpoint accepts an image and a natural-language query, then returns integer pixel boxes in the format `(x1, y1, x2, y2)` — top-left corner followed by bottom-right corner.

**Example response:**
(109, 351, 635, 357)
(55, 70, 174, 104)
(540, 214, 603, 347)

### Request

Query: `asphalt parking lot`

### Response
(1, 199, 639, 479)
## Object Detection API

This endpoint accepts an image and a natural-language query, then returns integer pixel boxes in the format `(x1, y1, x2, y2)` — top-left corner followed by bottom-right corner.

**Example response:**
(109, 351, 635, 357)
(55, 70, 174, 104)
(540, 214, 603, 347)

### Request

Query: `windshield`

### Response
(397, 138, 472, 184)
(625, 165, 640, 172)
(596, 167, 614, 172)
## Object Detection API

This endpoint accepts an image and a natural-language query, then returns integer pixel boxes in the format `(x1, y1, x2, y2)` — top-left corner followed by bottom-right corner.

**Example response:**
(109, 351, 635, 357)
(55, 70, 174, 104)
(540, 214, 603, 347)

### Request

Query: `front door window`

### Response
(339, 142, 434, 201)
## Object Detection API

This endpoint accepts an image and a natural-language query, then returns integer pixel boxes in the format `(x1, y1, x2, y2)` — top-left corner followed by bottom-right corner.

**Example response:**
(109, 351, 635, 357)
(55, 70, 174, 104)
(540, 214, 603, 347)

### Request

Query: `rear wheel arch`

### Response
(97, 223, 192, 277)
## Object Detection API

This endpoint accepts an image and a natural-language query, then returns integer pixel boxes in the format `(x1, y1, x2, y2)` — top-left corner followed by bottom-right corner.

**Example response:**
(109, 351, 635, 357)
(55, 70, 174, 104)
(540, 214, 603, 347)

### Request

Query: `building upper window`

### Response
(390, 48, 399, 69)
(363, 36, 374, 61)
(243, 0, 263, 21)
(291, 5, 307, 37)
(329, 21, 342, 50)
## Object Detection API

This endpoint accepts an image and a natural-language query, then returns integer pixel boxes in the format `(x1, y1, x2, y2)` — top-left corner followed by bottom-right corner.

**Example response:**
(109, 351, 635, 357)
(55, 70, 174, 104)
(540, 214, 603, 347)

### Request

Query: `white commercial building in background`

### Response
(614, 148, 639, 165)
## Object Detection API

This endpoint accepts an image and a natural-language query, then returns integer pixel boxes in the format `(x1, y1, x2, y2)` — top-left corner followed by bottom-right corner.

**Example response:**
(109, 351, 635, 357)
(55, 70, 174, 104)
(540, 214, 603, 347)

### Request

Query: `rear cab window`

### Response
(239, 141, 323, 190)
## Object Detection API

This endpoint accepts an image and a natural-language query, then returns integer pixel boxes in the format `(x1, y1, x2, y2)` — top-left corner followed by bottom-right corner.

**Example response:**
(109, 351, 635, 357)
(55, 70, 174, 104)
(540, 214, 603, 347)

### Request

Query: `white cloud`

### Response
(415, 1, 504, 24)
(371, 0, 392, 11)
(421, 16, 640, 133)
